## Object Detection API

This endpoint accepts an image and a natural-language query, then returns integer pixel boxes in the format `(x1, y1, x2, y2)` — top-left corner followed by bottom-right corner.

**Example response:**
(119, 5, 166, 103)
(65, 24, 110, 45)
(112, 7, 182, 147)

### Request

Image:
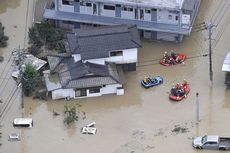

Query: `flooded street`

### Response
(1, 0, 230, 153)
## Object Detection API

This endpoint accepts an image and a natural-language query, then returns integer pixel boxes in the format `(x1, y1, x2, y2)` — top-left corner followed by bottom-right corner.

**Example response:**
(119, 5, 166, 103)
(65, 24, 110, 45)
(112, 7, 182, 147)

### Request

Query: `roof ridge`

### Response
(77, 31, 130, 39)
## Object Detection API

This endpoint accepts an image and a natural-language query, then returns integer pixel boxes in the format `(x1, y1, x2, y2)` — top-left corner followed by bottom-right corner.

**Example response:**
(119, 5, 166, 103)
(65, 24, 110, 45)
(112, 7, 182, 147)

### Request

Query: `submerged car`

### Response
(141, 76, 163, 88)
(81, 127, 97, 135)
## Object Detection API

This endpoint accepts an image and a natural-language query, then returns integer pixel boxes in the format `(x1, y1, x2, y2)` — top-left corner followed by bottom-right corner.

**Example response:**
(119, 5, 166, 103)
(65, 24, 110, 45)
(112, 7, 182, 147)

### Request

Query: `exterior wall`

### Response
(157, 32, 179, 42)
(106, 48, 137, 64)
(100, 3, 116, 17)
(59, 0, 74, 12)
(80, 1, 94, 15)
(84, 48, 137, 65)
(157, 9, 179, 25)
(59, 20, 75, 29)
(144, 8, 152, 21)
(101, 84, 122, 94)
(74, 84, 123, 99)
(121, 6, 135, 19)
(51, 88, 75, 100)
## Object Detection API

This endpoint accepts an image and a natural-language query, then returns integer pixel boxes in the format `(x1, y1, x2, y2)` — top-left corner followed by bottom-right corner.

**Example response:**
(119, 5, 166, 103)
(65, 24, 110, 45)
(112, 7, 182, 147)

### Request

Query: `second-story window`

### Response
(168, 15, 172, 20)
(86, 2, 92, 7)
(145, 9, 151, 14)
(122, 6, 133, 12)
(175, 16, 178, 21)
(80, 1, 91, 7)
(62, 0, 74, 5)
(104, 5, 115, 10)
(110, 51, 123, 56)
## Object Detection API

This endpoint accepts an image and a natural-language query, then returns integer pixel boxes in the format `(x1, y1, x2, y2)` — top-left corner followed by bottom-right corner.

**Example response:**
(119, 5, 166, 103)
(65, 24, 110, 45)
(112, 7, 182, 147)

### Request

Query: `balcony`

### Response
(44, 9, 192, 35)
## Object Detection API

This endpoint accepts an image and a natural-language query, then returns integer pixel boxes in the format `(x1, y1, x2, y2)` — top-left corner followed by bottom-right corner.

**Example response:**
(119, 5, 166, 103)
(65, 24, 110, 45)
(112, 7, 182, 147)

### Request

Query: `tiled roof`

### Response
(67, 25, 141, 60)
(47, 55, 124, 88)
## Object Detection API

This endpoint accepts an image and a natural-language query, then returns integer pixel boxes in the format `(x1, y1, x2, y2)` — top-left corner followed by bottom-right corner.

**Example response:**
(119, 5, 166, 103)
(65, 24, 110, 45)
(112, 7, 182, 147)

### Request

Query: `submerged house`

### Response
(44, 57, 125, 99)
(44, 0, 200, 42)
(44, 25, 141, 100)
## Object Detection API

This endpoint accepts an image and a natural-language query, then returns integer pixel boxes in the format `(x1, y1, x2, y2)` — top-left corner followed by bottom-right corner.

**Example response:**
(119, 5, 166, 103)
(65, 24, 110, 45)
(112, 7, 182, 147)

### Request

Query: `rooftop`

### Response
(46, 56, 125, 90)
(67, 25, 141, 59)
(90, 0, 184, 9)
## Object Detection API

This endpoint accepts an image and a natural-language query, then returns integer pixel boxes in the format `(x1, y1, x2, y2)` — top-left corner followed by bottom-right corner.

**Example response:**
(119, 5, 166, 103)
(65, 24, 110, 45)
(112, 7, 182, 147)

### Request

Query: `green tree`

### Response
(21, 63, 40, 96)
(64, 105, 78, 125)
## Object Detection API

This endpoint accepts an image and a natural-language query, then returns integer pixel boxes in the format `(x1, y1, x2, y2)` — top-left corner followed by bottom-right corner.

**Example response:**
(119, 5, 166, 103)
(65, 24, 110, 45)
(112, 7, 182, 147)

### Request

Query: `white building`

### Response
(44, 0, 201, 42)
(44, 25, 141, 100)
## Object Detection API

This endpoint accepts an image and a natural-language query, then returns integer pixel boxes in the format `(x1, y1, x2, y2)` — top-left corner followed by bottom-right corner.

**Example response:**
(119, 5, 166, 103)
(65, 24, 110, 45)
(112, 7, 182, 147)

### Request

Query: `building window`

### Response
(128, 8, 133, 12)
(89, 87, 100, 94)
(104, 5, 115, 10)
(145, 9, 151, 14)
(122, 6, 133, 12)
(62, 0, 74, 5)
(168, 15, 172, 20)
(169, 10, 179, 14)
(152, 8, 157, 11)
(110, 51, 123, 56)
(75, 89, 87, 97)
(86, 2, 91, 7)
(122, 6, 127, 11)
(175, 16, 178, 20)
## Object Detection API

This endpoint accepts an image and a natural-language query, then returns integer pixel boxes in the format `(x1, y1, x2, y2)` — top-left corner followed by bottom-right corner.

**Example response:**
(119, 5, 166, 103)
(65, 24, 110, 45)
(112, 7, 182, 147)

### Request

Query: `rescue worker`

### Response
(176, 83, 181, 89)
(171, 87, 177, 96)
(175, 55, 180, 63)
(182, 79, 188, 87)
(171, 50, 177, 60)
(144, 77, 148, 84)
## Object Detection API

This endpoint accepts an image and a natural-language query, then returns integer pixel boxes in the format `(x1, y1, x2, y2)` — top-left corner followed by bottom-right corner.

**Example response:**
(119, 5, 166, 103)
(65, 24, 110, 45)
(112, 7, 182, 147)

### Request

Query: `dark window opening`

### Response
(104, 5, 115, 10)
(13, 124, 30, 128)
(89, 87, 100, 93)
(110, 51, 123, 56)
(62, 0, 74, 5)
(86, 2, 91, 7)
(122, 7, 127, 11)
(152, 8, 157, 11)
(175, 16, 178, 20)
(145, 9, 151, 14)
(128, 8, 133, 12)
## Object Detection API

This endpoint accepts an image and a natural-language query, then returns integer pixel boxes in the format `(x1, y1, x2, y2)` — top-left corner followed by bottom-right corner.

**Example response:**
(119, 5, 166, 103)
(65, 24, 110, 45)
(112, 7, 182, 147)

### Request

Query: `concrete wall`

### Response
(100, 3, 115, 17)
(51, 88, 75, 100)
(51, 83, 122, 100)
(80, 2, 93, 14)
(121, 6, 135, 19)
(59, 0, 74, 12)
(157, 32, 178, 42)
(157, 9, 179, 25)
(101, 84, 122, 94)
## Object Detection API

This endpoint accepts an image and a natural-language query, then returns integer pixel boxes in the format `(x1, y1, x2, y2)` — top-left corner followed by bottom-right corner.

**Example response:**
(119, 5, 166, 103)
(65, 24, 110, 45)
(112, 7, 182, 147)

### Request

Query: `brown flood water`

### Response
(1, 0, 230, 153)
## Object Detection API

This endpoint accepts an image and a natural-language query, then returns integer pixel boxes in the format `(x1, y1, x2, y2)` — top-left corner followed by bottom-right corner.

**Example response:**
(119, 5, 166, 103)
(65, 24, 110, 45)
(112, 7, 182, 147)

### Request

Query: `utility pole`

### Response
(207, 22, 215, 87)
(196, 93, 200, 124)
(194, 21, 215, 87)
(13, 46, 26, 109)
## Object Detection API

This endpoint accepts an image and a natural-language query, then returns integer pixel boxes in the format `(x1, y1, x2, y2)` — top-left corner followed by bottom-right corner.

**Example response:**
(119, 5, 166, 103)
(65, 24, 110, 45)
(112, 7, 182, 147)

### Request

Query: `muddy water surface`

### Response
(1, 0, 230, 153)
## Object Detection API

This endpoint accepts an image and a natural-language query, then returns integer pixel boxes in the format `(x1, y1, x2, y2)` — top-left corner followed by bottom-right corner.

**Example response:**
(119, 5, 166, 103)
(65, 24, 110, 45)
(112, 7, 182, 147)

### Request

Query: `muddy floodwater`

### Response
(1, 0, 230, 153)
